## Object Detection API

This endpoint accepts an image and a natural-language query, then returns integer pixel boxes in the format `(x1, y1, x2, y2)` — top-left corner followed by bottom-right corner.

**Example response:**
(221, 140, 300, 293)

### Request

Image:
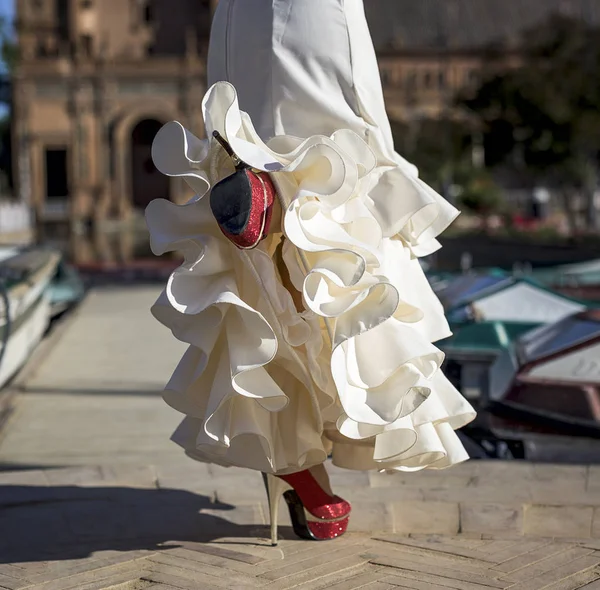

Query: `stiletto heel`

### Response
(261, 468, 351, 543)
(262, 472, 287, 546)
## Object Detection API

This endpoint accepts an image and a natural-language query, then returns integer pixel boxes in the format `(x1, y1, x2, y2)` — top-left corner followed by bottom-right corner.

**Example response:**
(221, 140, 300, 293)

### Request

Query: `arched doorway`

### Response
(130, 119, 169, 209)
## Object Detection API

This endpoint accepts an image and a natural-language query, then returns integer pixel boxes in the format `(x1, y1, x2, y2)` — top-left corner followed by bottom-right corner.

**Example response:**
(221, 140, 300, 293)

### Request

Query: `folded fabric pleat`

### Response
(146, 82, 475, 473)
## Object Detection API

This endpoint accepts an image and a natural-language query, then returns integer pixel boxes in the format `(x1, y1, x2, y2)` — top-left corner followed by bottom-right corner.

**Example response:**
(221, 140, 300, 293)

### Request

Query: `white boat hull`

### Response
(0, 292, 51, 389)
(0, 248, 61, 390)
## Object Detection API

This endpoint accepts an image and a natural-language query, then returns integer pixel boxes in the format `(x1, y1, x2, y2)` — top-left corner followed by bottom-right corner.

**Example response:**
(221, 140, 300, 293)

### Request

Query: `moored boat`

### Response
(485, 310, 600, 461)
(47, 257, 85, 318)
(0, 248, 62, 389)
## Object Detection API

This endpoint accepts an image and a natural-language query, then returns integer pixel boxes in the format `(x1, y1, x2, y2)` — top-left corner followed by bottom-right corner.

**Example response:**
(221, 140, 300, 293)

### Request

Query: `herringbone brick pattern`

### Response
(2, 534, 600, 589)
(2, 288, 600, 588)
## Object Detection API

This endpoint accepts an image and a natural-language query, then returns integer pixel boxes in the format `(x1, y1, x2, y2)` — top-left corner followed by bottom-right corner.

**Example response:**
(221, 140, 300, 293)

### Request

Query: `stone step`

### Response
(1, 461, 599, 540)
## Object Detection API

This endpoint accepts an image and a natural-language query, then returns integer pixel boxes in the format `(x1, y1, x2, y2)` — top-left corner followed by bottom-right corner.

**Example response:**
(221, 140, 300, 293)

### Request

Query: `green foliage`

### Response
(390, 118, 471, 190)
(390, 119, 503, 222)
(0, 15, 16, 73)
(455, 167, 504, 217)
(460, 15, 600, 191)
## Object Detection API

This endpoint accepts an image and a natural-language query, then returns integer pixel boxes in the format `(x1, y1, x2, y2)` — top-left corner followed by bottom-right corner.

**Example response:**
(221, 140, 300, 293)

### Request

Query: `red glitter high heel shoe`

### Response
(210, 131, 276, 249)
(262, 469, 351, 545)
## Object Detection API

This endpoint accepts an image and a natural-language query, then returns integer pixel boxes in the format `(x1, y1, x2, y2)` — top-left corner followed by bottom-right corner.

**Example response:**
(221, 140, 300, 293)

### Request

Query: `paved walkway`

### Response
(0, 287, 187, 469)
(2, 510, 600, 590)
(2, 287, 600, 589)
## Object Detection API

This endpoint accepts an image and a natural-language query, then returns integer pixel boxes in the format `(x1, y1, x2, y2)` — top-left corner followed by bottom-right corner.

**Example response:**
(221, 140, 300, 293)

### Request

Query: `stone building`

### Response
(368, 0, 600, 120)
(12, 0, 600, 229)
(13, 0, 219, 229)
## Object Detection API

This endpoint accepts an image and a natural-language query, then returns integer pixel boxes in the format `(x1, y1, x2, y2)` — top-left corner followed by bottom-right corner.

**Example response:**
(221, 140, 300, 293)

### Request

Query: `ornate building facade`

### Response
(13, 0, 218, 228)
(12, 0, 600, 228)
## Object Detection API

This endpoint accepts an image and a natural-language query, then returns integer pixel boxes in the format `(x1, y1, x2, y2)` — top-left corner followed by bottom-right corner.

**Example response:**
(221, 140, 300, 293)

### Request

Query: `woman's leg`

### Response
(273, 235, 304, 315)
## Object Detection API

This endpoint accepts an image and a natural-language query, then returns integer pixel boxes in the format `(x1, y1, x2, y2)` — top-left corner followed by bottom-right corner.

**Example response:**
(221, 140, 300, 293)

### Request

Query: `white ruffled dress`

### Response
(146, 0, 476, 474)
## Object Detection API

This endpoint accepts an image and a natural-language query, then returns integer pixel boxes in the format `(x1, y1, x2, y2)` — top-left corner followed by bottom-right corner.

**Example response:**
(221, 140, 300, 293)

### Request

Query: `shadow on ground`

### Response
(0, 484, 287, 563)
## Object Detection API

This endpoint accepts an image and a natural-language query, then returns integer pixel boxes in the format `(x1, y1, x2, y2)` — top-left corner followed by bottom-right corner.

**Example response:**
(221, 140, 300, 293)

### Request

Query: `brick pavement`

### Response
(2, 473, 600, 590)
(1, 287, 600, 588)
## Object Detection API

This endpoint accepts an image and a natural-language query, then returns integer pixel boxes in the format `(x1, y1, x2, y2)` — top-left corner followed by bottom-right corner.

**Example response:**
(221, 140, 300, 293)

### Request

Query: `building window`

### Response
(57, 0, 68, 36)
(144, 1, 154, 22)
(45, 148, 69, 199)
(406, 70, 417, 89)
(80, 35, 93, 56)
(81, 0, 93, 8)
(423, 71, 433, 89)
(438, 71, 446, 89)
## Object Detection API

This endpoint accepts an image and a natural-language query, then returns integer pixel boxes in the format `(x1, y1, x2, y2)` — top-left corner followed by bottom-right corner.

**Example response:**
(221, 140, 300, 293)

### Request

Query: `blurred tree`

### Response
(390, 118, 471, 194)
(460, 15, 600, 233)
(391, 118, 504, 231)
(454, 165, 504, 232)
(0, 15, 16, 73)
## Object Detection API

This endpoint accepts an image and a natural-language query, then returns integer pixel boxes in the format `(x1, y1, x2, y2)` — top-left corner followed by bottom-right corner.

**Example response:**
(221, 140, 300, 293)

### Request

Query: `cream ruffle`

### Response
(146, 82, 475, 473)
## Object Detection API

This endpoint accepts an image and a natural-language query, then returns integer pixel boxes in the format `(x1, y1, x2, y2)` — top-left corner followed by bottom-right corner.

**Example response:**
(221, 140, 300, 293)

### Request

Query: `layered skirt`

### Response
(145, 0, 476, 474)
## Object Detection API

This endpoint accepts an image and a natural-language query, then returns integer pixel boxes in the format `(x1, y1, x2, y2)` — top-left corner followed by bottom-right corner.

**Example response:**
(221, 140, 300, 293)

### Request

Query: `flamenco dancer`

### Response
(146, 0, 476, 545)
